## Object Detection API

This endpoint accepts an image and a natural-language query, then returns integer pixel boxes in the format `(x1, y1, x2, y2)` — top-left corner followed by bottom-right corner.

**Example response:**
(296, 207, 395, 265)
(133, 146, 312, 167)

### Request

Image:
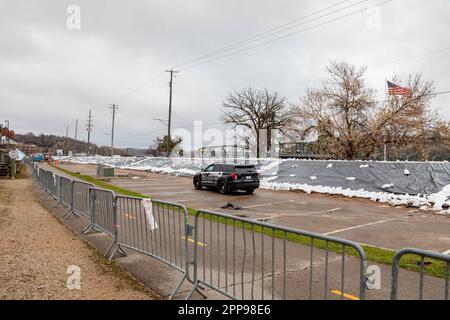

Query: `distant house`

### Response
(16, 143, 38, 156)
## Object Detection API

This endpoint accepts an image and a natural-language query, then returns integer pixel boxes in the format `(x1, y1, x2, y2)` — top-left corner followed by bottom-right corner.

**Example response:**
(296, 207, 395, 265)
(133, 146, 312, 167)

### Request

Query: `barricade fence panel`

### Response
(43, 171, 53, 193)
(60, 177, 73, 208)
(113, 196, 199, 299)
(152, 200, 189, 273)
(38, 169, 45, 187)
(116, 197, 189, 273)
(72, 181, 93, 218)
(52, 175, 61, 200)
(89, 187, 116, 237)
(188, 210, 367, 300)
(45, 171, 53, 194)
(38, 169, 49, 193)
(391, 248, 450, 300)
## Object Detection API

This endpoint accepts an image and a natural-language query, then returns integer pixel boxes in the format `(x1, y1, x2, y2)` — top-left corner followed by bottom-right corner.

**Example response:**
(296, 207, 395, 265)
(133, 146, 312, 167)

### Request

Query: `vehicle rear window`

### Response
(235, 166, 256, 173)
(222, 165, 234, 172)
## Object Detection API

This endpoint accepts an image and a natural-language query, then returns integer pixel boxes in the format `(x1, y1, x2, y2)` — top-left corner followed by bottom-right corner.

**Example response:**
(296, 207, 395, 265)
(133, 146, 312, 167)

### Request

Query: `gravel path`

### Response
(0, 176, 159, 300)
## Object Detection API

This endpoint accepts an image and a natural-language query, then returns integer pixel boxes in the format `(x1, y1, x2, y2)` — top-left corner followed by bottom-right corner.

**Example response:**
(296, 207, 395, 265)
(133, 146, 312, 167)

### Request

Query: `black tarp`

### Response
(70, 156, 450, 196)
(268, 161, 450, 195)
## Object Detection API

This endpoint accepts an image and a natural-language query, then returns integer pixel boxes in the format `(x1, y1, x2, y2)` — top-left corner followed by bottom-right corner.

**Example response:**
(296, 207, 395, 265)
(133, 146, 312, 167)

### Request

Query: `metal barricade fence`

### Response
(42, 170, 53, 196)
(28, 161, 38, 182)
(47, 170, 54, 194)
(83, 187, 116, 241)
(113, 197, 202, 299)
(27, 165, 450, 301)
(187, 210, 367, 300)
(37, 168, 45, 187)
(38, 169, 46, 189)
(391, 248, 450, 300)
(82, 187, 118, 260)
(72, 181, 94, 218)
(52, 175, 61, 200)
(33, 164, 38, 181)
(60, 177, 73, 209)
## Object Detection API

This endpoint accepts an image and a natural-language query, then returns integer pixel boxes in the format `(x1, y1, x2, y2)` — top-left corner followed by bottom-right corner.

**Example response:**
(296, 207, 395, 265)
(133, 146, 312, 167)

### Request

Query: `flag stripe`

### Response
(387, 81, 411, 96)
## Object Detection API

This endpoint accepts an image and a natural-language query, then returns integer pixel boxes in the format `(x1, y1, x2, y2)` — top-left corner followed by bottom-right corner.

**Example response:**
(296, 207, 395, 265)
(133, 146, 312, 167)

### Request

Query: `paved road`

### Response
(36, 162, 450, 300)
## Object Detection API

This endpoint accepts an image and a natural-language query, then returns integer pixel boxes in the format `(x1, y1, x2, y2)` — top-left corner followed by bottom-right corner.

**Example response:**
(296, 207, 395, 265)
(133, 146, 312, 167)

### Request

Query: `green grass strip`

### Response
(50, 164, 448, 279)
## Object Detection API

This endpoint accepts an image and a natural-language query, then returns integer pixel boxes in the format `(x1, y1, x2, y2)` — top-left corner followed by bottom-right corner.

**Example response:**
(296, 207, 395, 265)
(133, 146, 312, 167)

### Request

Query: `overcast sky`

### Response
(1, 0, 449, 149)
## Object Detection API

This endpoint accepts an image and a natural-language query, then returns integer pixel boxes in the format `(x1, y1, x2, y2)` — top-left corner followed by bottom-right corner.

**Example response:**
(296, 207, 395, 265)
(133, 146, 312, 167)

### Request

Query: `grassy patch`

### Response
(50, 164, 449, 279)
(52, 165, 149, 199)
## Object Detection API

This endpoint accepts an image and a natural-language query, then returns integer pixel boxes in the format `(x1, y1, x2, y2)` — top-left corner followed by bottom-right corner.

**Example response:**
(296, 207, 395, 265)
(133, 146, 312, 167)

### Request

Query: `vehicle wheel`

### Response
(218, 180, 228, 194)
(245, 188, 255, 194)
(194, 179, 203, 190)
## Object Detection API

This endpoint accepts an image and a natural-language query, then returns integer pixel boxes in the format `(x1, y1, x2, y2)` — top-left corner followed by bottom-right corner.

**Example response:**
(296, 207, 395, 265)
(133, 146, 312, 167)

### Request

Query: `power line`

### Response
(172, 111, 193, 125)
(369, 47, 450, 69)
(116, 121, 225, 141)
(171, 0, 356, 69)
(180, 0, 394, 72)
(98, 0, 373, 107)
(278, 46, 450, 92)
(114, 74, 168, 105)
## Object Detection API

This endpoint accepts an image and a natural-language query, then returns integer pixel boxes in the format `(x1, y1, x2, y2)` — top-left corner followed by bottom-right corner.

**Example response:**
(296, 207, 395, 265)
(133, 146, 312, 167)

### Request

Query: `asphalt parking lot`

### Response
(38, 162, 450, 300)
(56, 162, 450, 253)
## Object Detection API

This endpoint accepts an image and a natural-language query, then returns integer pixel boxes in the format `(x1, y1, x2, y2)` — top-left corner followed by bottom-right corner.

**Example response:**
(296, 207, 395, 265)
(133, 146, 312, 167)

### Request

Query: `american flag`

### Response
(387, 81, 412, 96)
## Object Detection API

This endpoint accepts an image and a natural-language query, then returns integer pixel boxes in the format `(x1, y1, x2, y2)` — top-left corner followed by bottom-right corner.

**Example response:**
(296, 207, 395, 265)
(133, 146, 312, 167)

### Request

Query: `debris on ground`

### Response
(221, 202, 242, 210)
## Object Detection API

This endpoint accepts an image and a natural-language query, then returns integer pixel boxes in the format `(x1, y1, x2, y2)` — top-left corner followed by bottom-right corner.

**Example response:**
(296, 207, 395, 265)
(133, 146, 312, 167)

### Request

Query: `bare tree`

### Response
(292, 61, 377, 159)
(292, 61, 439, 160)
(368, 74, 436, 160)
(221, 87, 292, 157)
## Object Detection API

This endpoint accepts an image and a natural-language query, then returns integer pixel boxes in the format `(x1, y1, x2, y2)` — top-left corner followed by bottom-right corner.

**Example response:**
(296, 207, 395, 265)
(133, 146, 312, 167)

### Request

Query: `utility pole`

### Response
(109, 104, 118, 157)
(75, 119, 78, 140)
(165, 69, 179, 157)
(74, 118, 78, 154)
(65, 125, 68, 142)
(86, 109, 93, 155)
(63, 125, 69, 155)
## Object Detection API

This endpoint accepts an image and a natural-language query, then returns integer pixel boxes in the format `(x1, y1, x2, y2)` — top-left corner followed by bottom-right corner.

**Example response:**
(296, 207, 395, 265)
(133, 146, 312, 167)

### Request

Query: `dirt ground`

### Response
(0, 174, 159, 300)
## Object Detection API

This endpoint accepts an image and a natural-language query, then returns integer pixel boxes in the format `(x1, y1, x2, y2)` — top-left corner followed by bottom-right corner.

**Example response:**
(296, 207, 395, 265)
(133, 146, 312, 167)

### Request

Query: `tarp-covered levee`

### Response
(271, 160, 450, 196)
(54, 156, 450, 211)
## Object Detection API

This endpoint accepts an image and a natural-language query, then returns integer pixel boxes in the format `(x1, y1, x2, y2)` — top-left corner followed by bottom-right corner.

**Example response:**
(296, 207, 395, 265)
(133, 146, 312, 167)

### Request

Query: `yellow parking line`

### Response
(181, 236, 207, 247)
(124, 213, 136, 220)
(330, 290, 360, 300)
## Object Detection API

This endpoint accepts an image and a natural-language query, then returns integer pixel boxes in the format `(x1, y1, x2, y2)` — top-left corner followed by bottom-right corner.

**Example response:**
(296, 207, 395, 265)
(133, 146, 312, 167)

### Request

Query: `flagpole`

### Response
(384, 78, 388, 106)
(384, 78, 388, 161)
